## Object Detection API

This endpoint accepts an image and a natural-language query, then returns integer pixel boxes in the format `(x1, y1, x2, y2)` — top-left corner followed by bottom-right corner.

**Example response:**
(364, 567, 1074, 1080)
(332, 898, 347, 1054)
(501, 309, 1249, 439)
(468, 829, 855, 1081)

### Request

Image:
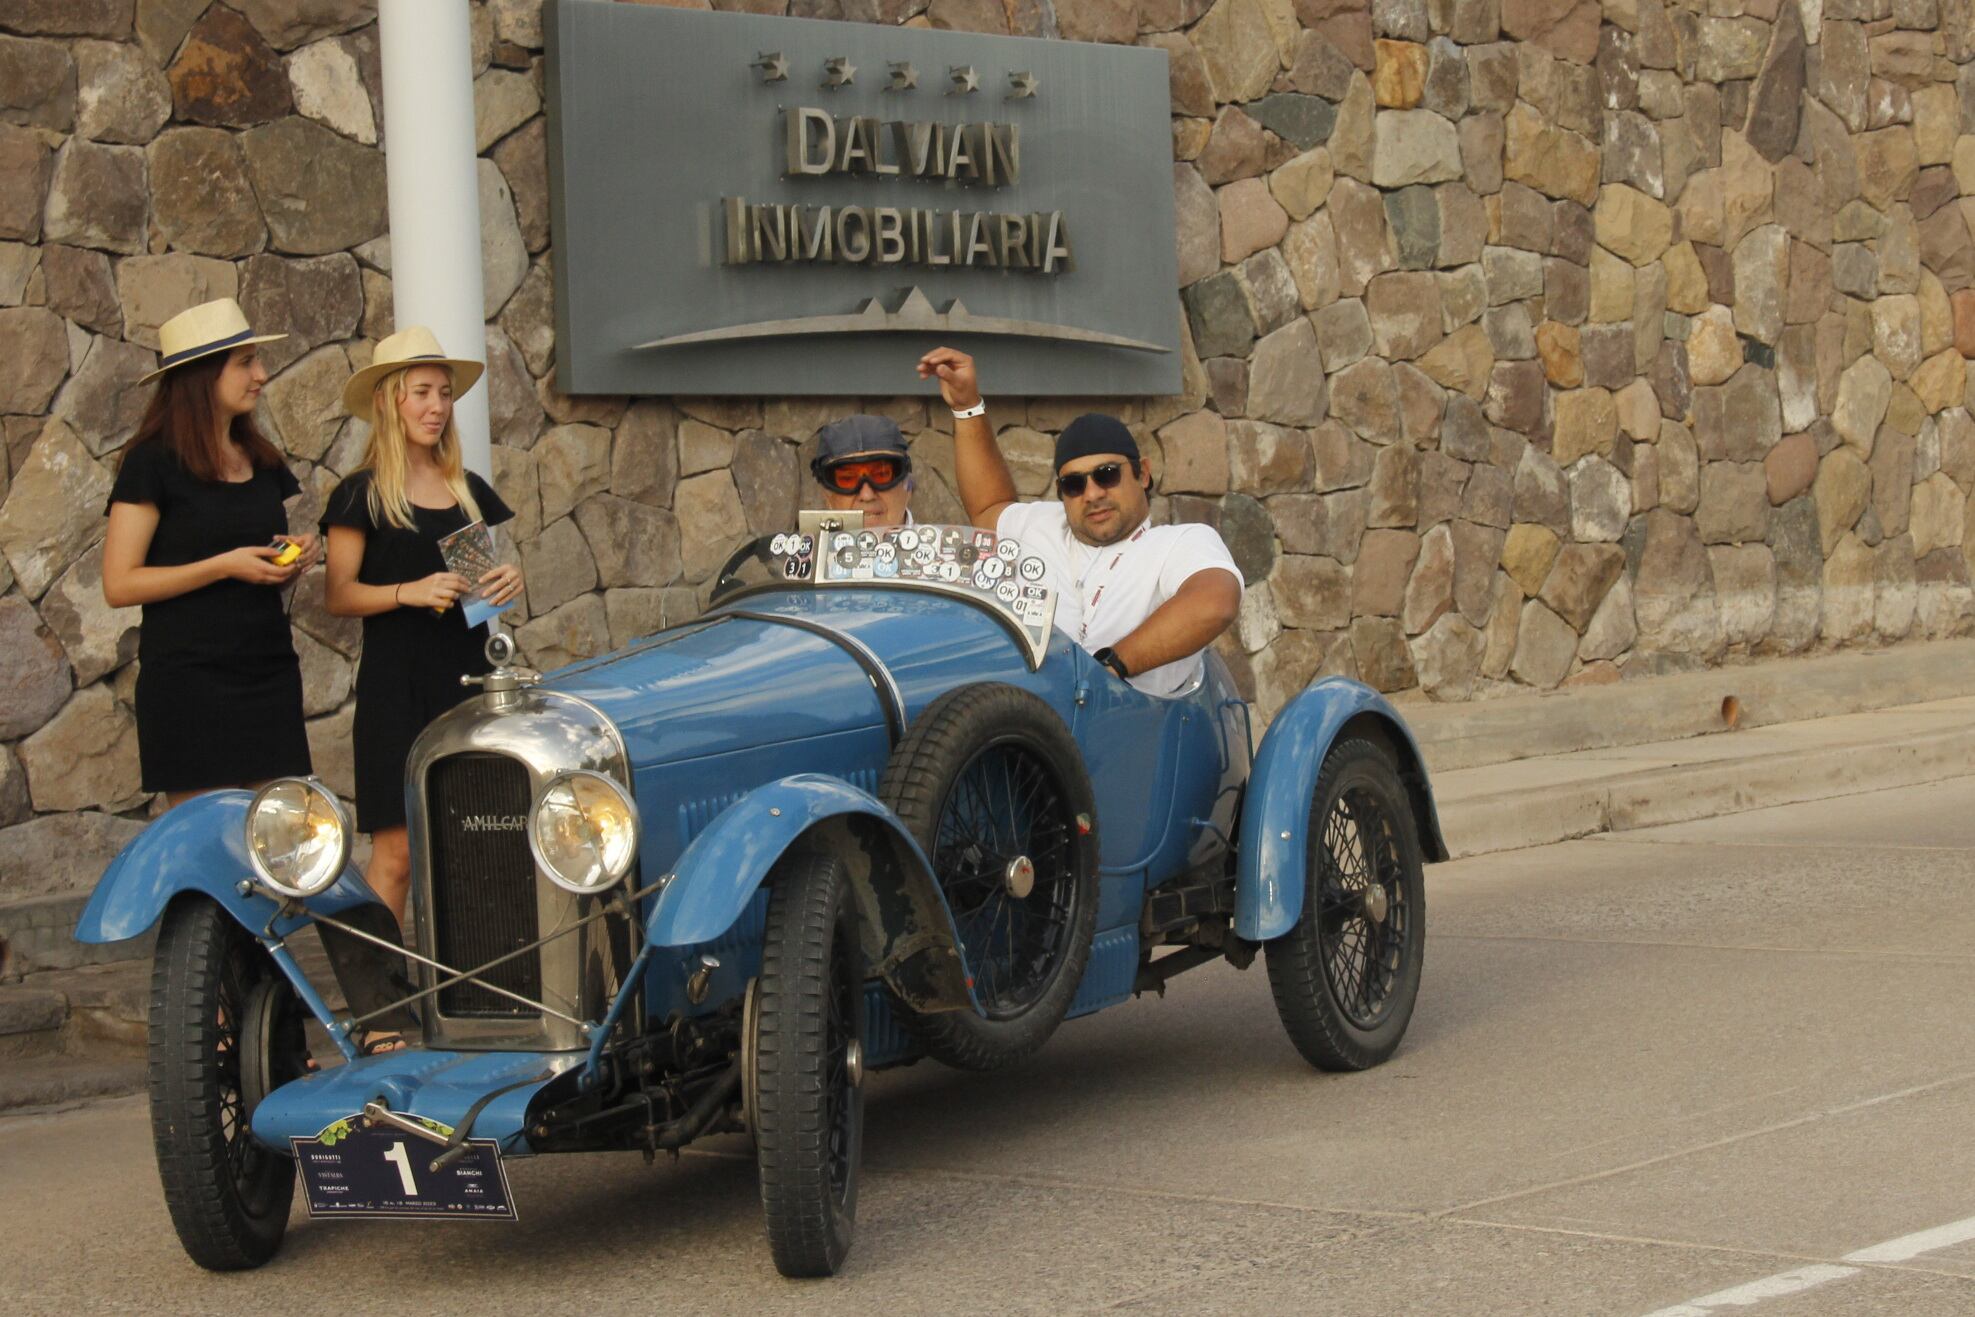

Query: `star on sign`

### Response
(947, 64, 978, 94)
(887, 61, 918, 91)
(751, 51, 788, 82)
(1007, 70, 1038, 99)
(823, 56, 856, 88)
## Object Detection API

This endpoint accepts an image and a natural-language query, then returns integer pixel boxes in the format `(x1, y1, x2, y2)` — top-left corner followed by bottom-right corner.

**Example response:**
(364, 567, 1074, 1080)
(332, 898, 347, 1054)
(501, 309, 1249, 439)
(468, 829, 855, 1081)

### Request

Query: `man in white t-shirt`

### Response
(916, 347, 1243, 697)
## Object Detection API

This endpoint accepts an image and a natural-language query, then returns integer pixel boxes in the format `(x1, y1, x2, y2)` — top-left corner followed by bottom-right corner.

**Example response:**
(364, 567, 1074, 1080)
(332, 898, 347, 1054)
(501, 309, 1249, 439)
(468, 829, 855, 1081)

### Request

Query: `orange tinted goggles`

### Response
(818, 456, 909, 493)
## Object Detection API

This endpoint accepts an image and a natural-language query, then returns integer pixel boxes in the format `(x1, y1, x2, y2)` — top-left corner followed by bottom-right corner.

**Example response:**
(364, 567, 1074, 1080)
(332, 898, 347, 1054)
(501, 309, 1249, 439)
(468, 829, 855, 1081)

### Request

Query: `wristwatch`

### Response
(951, 398, 987, 419)
(1092, 647, 1131, 680)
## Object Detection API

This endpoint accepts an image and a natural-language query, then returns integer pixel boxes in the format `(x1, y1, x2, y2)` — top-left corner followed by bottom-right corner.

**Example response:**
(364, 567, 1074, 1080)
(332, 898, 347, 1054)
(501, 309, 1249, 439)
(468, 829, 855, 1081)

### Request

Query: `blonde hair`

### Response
(358, 365, 483, 531)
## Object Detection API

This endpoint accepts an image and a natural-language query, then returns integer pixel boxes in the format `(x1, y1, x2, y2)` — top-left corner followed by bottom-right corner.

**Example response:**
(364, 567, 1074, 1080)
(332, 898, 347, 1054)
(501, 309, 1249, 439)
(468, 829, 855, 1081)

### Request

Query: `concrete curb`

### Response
(1439, 723, 1975, 859)
(1404, 639, 1975, 773)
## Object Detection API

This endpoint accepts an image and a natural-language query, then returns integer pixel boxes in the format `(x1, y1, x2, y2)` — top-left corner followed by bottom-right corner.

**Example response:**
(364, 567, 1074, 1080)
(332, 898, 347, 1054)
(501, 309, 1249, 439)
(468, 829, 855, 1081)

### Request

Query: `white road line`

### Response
(1842, 1214, 1975, 1263)
(1642, 1264, 1862, 1315)
(1642, 1212, 1975, 1315)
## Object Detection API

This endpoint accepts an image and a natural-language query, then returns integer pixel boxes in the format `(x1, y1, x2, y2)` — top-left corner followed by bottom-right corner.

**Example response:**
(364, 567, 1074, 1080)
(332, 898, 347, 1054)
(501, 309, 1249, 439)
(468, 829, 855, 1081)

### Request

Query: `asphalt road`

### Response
(7, 777, 1975, 1315)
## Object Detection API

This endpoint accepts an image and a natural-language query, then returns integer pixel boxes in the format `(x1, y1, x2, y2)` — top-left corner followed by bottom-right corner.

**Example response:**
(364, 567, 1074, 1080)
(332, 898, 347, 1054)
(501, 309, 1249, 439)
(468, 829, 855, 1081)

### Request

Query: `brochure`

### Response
(436, 520, 504, 630)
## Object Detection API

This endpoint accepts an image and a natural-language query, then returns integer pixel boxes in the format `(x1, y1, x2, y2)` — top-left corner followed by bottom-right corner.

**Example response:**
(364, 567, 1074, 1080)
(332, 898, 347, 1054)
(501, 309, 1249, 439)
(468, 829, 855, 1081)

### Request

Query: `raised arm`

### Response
(917, 347, 1016, 530)
(1107, 568, 1242, 680)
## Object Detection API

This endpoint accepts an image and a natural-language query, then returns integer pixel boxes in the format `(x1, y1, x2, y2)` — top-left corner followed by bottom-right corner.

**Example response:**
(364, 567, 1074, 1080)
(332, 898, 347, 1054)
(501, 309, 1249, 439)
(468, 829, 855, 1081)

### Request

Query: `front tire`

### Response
(879, 683, 1099, 1071)
(1265, 738, 1426, 1071)
(754, 851, 865, 1278)
(148, 897, 306, 1271)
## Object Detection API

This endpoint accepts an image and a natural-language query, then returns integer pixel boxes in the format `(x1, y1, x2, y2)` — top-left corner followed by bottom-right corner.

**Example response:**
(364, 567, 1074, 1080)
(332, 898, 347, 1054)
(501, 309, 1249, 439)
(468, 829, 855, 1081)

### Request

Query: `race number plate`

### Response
(293, 1115, 517, 1220)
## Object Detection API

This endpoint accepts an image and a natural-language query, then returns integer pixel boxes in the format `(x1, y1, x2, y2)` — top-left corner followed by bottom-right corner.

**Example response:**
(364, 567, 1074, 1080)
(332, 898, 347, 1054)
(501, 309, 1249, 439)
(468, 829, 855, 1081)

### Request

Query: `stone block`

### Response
(114, 253, 239, 352)
(1569, 455, 1630, 542)
(1353, 528, 1421, 615)
(1765, 432, 1819, 504)
(1833, 355, 1894, 453)
(1371, 109, 1463, 187)
(0, 306, 68, 415)
(20, 685, 140, 814)
(1366, 270, 1443, 359)
(43, 138, 144, 255)
(1814, 447, 1872, 551)
(285, 36, 377, 144)
(147, 127, 267, 258)
(169, 3, 291, 127)
(1268, 147, 1333, 222)
(1245, 316, 1322, 422)
(241, 115, 386, 256)
(574, 493, 682, 590)
(1696, 462, 1770, 544)
(1157, 410, 1230, 495)
(1272, 553, 1351, 629)
(1329, 356, 1401, 439)
(1552, 387, 1616, 464)
(1510, 599, 1575, 688)
(75, 37, 169, 144)
(1192, 0, 1279, 104)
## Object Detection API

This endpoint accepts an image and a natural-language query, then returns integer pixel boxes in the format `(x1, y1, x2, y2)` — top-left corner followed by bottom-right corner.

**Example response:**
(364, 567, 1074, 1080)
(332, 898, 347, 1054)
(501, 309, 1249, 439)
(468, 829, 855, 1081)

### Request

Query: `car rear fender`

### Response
(1235, 679, 1448, 942)
(644, 772, 978, 1015)
(73, 789, 385, 945)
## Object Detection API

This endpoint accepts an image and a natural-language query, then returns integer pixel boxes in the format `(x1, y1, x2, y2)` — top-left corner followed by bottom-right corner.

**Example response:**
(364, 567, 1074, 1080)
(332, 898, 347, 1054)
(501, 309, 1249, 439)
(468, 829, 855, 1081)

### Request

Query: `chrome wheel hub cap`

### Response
(1361, 883, 1390, 925)
(844, 1039, 864, 1088)
(1004, 855, 1036, 899)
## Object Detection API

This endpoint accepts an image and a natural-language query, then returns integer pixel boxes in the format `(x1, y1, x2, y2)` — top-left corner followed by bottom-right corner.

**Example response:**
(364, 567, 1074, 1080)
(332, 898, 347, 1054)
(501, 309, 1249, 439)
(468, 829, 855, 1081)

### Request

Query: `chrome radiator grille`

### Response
(425, 752, 542, 1017)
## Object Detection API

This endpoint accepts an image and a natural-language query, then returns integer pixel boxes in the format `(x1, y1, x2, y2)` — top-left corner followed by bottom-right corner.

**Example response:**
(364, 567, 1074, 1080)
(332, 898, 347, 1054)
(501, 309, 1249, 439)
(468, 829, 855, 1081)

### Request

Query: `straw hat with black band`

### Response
(137, 298, 287, 385)
(341, 326, 486, 423)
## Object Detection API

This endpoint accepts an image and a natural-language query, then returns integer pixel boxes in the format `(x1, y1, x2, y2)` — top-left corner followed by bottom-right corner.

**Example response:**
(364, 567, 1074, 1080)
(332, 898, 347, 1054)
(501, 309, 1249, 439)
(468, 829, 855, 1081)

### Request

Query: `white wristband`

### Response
(951, 399, 987, 419)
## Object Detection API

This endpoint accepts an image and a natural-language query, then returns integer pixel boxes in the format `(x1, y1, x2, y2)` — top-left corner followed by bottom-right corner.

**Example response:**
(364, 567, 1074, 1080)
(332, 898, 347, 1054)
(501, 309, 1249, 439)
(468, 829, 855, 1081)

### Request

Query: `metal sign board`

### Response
(544, 0, 1180, 396)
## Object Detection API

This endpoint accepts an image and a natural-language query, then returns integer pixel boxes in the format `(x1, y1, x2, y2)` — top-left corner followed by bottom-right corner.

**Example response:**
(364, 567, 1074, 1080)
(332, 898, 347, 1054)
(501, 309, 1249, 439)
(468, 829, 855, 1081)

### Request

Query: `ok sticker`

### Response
(1018, 557, 1046, 582)
(769, 533, 790, 556)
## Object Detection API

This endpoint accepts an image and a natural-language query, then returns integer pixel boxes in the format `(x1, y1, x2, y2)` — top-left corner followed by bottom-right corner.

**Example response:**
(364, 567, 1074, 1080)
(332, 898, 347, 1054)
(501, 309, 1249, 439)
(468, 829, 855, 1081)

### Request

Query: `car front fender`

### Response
(1236, 679, 1448, 942)
(644, 773, 977, 1015)
(73, 789, 383, 945)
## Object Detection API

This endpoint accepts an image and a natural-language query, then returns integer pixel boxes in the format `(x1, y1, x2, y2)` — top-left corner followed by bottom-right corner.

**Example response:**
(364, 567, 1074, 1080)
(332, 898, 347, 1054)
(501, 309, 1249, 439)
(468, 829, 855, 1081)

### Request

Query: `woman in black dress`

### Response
(322, 326, 523, 928)
(102, 298, 317, 806)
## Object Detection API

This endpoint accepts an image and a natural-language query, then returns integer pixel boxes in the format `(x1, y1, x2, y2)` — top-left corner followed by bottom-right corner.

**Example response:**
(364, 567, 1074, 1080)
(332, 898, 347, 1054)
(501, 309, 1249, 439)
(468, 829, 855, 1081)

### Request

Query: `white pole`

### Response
(377, 0, 490, 480)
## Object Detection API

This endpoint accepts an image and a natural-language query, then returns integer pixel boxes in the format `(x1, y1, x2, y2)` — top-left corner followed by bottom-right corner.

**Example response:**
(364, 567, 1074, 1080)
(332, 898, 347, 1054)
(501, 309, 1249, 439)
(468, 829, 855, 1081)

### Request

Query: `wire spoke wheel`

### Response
(931, 741, 1078, 1020)
(1265, 738, 1427, 1072)
(879, 683, 1099, 1070)
(1313, 786, 1409, 1030)
(149, 897, 307, 1271)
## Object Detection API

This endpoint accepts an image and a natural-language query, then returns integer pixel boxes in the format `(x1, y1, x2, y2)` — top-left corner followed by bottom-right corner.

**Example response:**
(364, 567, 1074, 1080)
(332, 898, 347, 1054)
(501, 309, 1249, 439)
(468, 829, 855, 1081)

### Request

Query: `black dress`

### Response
(106, 443, 313, 793)
(320, 470, 514, 832)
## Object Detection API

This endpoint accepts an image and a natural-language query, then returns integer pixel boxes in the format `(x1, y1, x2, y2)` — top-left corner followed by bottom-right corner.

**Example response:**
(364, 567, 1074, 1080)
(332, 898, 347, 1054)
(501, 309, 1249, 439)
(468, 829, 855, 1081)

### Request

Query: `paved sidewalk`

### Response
(1432, 694, 1975, 859)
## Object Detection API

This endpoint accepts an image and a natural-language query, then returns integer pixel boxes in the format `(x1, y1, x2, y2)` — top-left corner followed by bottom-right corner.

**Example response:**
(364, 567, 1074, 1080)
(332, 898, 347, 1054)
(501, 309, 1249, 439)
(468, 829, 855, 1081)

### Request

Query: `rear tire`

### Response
(1264, 739, 1426, 1071)
(754, 851, 865, 1278)
(148, 897, 306, 1271)
(879, 683, 1100, 1071)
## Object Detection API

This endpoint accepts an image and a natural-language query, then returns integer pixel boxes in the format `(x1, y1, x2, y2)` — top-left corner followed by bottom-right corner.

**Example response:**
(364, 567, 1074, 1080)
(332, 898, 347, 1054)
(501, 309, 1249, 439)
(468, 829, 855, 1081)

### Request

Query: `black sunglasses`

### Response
(1056, 461, 1133, 499)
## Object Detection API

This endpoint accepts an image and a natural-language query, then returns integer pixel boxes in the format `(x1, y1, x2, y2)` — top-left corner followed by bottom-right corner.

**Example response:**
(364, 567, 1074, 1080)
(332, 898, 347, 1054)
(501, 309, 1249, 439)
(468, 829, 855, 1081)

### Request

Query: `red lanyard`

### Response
(1072, 522, 1148, 643)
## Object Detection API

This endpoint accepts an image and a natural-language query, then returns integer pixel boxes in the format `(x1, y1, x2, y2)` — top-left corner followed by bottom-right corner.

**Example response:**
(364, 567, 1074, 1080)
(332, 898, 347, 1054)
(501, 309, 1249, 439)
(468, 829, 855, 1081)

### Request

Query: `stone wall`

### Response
(0, 0, 1973, 904)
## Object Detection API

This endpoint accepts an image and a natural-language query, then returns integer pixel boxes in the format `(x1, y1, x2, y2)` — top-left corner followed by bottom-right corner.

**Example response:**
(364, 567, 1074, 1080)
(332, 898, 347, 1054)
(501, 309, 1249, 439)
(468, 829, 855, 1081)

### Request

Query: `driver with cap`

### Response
(916, 347, 1242, 697)
(810, 413, 915, 528)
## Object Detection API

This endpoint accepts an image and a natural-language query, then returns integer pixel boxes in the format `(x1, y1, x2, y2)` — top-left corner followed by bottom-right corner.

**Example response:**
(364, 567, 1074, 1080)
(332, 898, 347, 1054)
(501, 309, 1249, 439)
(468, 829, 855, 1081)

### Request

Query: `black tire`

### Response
(754, 851, 865, 1279)
(878, 682, 1100, 1071)
(148, 897, 307, 1271)
(1264, 738, 1426, 1072)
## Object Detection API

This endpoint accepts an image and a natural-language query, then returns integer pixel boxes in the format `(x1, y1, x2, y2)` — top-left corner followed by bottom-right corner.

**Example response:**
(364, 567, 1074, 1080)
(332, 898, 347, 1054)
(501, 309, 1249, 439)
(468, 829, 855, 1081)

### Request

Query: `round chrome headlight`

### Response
(245, 778, 350, 899)
(530, 770, 638, 894)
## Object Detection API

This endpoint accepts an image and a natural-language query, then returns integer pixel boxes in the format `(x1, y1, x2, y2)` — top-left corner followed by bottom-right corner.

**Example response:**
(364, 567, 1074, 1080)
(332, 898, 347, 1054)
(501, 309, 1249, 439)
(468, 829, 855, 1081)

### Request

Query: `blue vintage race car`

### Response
(76, 520, 1445, 1278)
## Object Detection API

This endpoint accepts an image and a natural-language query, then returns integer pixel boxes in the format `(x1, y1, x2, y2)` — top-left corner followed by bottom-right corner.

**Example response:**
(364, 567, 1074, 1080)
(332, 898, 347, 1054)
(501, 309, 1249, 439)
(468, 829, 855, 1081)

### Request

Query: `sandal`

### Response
(353, 1028, 409, 1056)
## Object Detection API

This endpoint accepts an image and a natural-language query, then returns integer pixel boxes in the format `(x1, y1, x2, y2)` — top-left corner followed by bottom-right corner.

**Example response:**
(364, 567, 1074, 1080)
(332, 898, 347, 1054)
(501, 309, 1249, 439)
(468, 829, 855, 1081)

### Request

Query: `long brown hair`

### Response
(118, 350, 285, 482)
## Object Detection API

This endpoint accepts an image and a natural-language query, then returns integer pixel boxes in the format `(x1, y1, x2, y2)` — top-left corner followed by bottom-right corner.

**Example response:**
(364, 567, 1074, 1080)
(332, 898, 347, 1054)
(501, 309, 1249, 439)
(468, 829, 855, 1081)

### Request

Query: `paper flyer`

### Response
(436, 520, 504, 629)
